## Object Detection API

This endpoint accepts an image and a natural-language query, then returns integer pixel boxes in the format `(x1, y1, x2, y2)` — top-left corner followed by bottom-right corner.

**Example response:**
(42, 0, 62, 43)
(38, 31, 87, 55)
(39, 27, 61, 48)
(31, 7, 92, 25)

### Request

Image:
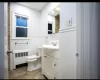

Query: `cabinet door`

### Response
(46, 55, 56, 79)
(42, 53, 49, 77)
(42, 53, 57, 79)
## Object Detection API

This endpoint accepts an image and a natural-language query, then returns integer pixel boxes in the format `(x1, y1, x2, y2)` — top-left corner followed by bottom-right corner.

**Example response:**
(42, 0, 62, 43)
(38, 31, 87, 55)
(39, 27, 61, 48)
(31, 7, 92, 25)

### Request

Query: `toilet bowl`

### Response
(26, 55, 40, 71)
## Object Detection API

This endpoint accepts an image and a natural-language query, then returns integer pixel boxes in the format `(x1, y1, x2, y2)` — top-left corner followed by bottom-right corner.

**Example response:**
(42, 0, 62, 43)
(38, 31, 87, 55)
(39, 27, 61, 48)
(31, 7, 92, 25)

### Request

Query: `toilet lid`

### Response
(26, 55, 38, 59)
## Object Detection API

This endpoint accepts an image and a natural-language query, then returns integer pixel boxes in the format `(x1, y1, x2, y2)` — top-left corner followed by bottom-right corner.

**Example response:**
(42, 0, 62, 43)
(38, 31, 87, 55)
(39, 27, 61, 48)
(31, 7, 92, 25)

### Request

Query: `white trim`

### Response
(14, 12, 29, 18)
(13, 49, 30, 53)
(59, 24, 76, 31)
(16, 26, 28, 28)
(59, 27, 76, 33)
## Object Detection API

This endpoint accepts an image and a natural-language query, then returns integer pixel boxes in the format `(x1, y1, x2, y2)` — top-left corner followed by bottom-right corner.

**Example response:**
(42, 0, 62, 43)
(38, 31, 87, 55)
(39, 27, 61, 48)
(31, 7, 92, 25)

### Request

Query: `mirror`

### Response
(48, 4, 60, 34)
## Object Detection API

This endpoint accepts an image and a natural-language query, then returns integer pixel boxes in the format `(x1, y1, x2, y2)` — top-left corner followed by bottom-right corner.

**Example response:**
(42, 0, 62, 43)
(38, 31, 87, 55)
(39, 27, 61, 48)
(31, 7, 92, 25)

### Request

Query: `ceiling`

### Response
(17, 2, 48, 11)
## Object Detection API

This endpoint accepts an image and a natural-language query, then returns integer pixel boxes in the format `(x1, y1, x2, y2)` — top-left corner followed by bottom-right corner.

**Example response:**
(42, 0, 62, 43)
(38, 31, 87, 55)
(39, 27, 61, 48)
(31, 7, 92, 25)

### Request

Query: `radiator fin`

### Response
(15, 52, 28, 58)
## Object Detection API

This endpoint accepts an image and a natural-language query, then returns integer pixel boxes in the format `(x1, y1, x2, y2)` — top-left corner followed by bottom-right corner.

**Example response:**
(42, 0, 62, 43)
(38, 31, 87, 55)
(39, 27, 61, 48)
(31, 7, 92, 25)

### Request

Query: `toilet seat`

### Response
(26, 55, 38, 59)
(26, 55, 38, 62)
(26, 59, 37, 62)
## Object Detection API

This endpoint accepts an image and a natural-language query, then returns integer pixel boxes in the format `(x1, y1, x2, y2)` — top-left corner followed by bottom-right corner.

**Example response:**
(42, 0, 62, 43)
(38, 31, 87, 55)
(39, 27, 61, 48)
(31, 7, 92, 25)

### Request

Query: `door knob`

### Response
(76, 53, 79, 57)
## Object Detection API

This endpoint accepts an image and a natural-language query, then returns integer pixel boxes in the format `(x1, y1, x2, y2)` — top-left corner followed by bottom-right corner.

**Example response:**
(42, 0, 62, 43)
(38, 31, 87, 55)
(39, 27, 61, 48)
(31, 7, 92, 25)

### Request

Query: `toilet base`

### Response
(27, 61, 41, 71)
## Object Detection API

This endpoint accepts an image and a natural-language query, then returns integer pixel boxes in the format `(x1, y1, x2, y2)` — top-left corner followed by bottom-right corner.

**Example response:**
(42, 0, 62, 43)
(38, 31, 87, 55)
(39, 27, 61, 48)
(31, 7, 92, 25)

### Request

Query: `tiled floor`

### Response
(9, 67, 46, 79)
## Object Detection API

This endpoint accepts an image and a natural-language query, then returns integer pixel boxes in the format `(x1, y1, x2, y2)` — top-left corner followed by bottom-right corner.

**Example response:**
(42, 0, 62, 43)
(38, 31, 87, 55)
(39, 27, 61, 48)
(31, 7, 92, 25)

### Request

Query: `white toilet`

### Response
(26, 55, 39, 71)
(26, 47, 42, 71)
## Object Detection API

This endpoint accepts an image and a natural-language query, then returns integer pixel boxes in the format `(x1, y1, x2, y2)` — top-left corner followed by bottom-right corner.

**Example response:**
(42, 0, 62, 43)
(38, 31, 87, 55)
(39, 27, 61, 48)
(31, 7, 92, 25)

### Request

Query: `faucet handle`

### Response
(52, 42, 57, 46)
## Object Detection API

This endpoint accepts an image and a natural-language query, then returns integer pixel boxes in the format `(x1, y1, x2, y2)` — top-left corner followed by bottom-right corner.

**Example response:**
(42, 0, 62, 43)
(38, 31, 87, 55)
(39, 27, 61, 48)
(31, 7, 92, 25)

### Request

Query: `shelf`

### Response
(11, 38, 31, 40)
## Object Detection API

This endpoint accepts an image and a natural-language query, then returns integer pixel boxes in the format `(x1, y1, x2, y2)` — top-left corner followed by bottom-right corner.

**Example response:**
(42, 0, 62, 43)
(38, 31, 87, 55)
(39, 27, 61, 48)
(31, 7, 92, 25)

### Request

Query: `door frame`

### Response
(0, 2, 9, 79)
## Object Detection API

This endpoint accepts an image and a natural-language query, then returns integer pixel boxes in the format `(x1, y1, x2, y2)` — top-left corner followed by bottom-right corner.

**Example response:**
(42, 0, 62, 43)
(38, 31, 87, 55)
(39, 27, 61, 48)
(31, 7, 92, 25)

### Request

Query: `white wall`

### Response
(48, 15, 53, 22)
(60, 3, 76, 30)
(10, 3, 44, 56)
(58, 3, 76, 79)
(40, 2, 60, 42)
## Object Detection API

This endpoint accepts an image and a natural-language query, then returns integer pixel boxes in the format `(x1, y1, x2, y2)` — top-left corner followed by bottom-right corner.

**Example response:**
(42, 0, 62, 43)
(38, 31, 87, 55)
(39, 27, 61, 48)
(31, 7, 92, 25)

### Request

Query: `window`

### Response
(48, 23, 52, 34)
(16, 27, 27, 37)
(16, 16, 28, 37)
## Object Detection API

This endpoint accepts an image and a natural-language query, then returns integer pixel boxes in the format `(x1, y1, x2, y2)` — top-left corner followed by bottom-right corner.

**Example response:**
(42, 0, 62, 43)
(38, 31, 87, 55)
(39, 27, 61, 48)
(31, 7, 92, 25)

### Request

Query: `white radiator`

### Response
(13, 49, 29, 69)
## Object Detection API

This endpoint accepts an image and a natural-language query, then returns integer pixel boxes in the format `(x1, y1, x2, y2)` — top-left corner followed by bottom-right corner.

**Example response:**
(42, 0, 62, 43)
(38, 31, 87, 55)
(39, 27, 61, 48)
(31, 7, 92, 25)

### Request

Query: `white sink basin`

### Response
(41, 44, 59, 55)
(42, 45, 59, 50)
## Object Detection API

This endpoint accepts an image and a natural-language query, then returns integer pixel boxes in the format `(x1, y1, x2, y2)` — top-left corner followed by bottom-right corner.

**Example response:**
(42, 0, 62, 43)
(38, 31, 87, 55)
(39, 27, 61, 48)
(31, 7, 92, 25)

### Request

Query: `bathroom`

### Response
(0, 2, 99, 79)
(8, 2, 77, 79)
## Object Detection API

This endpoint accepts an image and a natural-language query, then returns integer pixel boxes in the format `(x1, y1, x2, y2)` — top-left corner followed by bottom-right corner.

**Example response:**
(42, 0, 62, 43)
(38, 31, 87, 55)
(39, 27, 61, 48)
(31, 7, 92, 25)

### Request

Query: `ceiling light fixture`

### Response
(51, 11, 54, 14)
(56, 7, 60, 11)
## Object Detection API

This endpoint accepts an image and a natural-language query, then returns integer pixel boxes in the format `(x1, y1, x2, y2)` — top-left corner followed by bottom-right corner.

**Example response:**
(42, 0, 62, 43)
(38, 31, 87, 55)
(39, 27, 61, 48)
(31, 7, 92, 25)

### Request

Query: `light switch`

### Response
(65, 17, 72, 27)
(69, 19, 71, 26)
(69, 17, 72, 26)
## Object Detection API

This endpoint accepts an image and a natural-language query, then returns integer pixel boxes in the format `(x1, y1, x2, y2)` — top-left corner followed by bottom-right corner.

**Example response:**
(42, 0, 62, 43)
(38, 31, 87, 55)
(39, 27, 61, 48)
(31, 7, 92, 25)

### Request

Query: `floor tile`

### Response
(9, 67, 45, 79)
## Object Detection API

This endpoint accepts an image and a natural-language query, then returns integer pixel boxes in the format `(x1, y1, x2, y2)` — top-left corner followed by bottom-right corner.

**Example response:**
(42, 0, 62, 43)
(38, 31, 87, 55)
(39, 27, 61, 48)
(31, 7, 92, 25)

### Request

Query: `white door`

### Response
(4, 2, 8, 79)
(59, 30, 76, 79)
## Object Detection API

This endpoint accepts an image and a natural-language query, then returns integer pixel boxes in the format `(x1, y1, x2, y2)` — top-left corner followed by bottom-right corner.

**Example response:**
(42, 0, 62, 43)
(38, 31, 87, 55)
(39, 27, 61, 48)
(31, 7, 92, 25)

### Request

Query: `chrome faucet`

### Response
(52, 42, 57, 46)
